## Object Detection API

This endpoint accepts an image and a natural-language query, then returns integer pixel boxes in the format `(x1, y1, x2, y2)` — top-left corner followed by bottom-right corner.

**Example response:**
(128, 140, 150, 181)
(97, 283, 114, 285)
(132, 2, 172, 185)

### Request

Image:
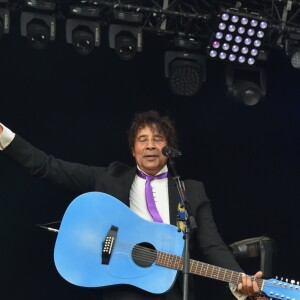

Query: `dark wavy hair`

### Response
(128, 110, 178, 149)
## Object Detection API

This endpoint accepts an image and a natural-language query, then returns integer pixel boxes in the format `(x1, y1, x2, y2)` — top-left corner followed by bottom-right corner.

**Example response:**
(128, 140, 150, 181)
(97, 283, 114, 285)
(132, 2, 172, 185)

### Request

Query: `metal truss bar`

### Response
(93, 0, 210, 20)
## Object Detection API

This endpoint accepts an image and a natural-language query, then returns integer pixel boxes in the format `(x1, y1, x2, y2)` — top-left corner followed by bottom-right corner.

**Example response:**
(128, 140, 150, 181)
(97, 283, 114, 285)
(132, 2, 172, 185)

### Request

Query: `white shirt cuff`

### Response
(0, 123, 15, 150)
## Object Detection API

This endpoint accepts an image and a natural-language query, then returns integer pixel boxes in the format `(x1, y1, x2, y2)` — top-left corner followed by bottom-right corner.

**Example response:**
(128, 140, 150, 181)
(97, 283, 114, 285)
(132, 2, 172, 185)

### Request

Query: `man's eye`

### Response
(153, 137, 164, 142)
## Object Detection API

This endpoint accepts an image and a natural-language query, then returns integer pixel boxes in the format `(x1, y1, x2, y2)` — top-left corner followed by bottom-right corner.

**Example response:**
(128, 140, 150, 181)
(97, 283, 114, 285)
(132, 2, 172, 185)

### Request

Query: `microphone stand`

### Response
(167, 157, 197, 300)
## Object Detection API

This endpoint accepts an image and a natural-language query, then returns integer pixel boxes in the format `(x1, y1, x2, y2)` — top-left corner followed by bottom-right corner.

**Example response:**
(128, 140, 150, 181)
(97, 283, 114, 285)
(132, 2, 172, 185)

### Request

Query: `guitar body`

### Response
(54, 192, 184, 294)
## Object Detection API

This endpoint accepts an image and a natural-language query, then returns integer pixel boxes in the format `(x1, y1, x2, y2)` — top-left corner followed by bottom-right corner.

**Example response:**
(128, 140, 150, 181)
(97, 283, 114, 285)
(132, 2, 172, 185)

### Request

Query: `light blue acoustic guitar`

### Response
(54, 192, 300, 300)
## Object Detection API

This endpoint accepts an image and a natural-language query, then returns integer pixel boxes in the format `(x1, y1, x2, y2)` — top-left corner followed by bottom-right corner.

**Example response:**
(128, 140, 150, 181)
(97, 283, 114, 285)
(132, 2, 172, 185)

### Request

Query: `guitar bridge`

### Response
(102, 225, 118, 265)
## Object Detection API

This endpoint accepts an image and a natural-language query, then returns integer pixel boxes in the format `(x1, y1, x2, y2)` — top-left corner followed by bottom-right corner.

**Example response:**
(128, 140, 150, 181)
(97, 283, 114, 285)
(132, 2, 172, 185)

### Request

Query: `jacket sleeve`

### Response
(3, 134, 103, 193)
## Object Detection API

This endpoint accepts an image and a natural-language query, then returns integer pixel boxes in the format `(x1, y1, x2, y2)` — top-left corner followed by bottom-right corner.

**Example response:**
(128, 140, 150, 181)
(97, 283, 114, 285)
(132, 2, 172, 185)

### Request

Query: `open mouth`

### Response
(144, 155, 158, 159)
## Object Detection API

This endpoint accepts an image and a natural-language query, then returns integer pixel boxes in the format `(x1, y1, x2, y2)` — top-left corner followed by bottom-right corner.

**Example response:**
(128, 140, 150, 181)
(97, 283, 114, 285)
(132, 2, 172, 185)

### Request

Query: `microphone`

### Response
(162, 146, 182, 159)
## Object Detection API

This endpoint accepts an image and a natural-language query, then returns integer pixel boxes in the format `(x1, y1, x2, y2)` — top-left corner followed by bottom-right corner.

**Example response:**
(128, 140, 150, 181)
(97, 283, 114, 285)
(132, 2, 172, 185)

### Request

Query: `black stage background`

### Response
(0, 23, 300, 300)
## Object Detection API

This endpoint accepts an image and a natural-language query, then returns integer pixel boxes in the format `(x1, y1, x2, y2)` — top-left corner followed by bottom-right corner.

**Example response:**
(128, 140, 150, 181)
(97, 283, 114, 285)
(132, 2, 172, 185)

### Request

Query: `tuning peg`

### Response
(291, 279, 295, 284)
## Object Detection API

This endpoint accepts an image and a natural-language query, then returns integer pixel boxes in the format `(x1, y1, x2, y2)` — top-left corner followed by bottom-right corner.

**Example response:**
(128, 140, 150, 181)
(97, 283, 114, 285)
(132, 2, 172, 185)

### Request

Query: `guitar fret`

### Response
(229, 270, 234, 284)
(199, 261, 204, 275)
(207, 265, 213, 278)
(203, 263, 208, 277)
(223, 269, 227, 281)
(192, 260, 198, 274)
(211, 265, 215, 278)
(212, 266, 221, 280)
(175, 255, 181, 270)
(191, 260, 199, 273)
(190, 260, 194, 273)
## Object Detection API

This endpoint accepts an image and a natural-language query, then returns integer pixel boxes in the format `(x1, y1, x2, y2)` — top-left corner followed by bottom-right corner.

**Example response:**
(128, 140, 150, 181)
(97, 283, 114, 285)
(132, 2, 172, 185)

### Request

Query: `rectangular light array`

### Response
(208, 9, 268, 65)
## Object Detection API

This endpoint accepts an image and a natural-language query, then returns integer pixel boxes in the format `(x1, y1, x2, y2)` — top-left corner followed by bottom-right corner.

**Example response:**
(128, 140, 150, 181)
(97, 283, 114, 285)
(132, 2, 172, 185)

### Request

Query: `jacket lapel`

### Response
(168, 176, 181, 226)
(122, 166, 137, 206)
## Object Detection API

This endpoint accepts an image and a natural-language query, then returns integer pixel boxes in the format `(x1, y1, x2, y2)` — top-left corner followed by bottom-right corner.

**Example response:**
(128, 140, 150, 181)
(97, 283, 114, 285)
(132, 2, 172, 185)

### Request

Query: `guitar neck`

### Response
(156, 251, 264, 289)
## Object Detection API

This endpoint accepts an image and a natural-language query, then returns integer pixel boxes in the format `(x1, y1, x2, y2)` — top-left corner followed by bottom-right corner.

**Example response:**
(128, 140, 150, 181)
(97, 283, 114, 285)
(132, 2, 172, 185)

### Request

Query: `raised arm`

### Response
(0, 123, 99, 193)
(0, 123, 16, 150)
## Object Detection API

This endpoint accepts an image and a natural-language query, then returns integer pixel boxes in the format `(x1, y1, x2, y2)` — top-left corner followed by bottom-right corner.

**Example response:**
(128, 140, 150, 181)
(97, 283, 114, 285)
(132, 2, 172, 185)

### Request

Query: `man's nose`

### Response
(146, 139, 156, 147)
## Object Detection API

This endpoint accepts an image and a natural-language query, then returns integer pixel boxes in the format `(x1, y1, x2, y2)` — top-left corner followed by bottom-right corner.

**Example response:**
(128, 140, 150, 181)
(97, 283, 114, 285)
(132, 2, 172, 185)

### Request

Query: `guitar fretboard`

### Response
(156, 251, 263, 289)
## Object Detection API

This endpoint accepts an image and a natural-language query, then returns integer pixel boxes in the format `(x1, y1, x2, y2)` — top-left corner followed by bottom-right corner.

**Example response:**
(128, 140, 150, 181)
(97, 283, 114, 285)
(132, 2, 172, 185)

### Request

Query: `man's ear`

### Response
(131, 147, 135, 157)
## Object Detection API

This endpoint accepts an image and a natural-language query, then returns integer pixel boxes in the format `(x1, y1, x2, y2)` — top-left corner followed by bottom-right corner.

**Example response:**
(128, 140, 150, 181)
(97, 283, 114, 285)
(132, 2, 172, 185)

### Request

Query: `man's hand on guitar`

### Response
(238, 271, 263, 296)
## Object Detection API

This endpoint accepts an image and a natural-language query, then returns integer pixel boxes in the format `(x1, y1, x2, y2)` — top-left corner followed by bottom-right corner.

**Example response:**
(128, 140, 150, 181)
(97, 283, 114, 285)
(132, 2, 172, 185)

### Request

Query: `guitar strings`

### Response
(113, 240, 158, 262)
(106, 240, 265, 287)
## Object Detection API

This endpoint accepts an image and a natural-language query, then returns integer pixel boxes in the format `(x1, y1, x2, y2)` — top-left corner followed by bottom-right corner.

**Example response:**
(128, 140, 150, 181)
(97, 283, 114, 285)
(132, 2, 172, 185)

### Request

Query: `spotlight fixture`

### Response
(226, 64, 267, 106)
(208, 8, 268, 65)
(165, 51, 206, 97)
(230, 236, 276, 278)
(20, 12, 56, 50)
(66, 19, 100, 55)
(291, 49, 300, 69)
(109, 24, 142, 61)
(0, 8, 10, 38)
(286, 33, 300, 69)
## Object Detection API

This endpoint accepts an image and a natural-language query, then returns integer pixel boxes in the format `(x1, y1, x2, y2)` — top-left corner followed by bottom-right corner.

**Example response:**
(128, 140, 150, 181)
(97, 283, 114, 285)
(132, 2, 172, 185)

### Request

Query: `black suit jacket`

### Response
(4, 135, 243, 299)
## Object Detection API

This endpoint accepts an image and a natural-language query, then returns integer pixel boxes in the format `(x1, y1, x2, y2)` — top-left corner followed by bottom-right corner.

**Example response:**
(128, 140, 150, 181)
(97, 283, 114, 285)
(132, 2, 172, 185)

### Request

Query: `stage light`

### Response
(208, 8, 268, 65)
(20, 12, 56, 50)
(66, 19, 100, 55)
(230, 236, 276, 277)
(286, 33, 300, 69)
(0, 8, 10, 38)
(165, 51, 206, 96)
(109, 24, 142, 61)
(291, 49, 300, 69)
(226, 64, 267, 106)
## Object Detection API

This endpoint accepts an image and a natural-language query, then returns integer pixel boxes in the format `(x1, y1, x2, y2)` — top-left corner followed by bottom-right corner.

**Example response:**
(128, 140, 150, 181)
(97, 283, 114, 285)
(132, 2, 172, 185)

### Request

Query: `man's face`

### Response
(132, 125, 168, 176)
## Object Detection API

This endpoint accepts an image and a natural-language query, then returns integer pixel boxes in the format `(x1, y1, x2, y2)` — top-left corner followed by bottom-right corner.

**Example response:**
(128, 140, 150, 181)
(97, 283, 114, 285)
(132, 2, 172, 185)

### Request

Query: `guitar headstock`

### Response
(262, 278, 300, 300)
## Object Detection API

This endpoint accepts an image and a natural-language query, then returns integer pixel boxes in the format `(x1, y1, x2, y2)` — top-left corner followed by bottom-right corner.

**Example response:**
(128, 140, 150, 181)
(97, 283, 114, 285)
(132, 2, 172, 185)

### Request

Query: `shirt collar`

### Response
(136, 165, 168, 176)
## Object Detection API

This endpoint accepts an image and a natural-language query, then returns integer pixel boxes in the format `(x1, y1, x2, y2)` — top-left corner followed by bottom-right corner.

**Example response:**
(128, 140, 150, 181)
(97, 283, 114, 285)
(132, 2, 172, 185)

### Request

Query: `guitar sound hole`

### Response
(132, 242, 157, 268)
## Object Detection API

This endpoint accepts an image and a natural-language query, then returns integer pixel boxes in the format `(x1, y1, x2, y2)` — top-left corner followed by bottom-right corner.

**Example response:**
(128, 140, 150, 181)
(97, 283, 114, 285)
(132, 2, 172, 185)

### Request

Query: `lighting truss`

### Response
(1, 0, 300, 59)
(82, 0, 300, 50)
